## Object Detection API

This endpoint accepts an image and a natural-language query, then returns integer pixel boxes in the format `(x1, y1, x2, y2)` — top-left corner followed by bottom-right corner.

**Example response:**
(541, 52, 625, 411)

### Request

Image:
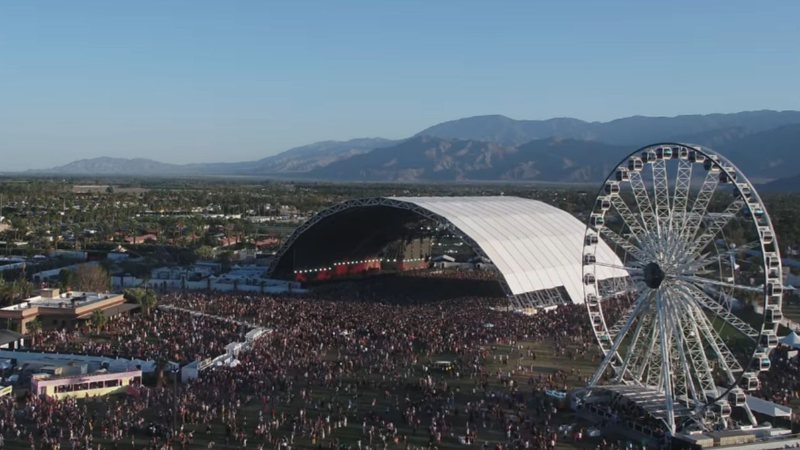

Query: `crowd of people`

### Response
(30, 308, 249, 364)
(0, 284, 626, 449)
(757, 345, 800, 425)
(0, 273, 699, 449)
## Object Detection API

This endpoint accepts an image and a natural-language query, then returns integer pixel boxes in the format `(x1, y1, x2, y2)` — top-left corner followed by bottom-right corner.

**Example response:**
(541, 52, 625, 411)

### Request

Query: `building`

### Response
(31, 369, 142, 399)
(0, 329, 24, 350)
(0, 289, 131, 334)
(31, 261, 99, 284)
(106, 245, 130, 262)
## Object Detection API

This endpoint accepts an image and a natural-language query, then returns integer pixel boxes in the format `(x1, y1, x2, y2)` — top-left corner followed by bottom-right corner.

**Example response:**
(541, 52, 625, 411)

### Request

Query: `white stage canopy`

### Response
(781, 331, 800, 349)
(746, 395, 792, 418)
(270, 196, 628, 306)
(392, 196, 627, 303)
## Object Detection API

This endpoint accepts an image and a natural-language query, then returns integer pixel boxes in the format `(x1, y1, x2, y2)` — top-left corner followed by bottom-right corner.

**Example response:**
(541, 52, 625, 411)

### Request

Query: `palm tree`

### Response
(25, 318, 42, 344)
(124, 287, 158, 315)
(90, 309, 108, 334)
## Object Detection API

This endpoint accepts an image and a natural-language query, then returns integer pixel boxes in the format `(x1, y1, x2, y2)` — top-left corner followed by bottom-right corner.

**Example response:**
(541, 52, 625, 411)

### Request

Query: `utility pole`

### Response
(173, 367, 180, 441)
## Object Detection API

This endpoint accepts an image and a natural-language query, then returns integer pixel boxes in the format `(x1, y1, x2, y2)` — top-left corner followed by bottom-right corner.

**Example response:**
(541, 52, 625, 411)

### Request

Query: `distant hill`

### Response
(243, 138, 397, 174)
(309, 121, 800, 183)
(759, 174, 800, 193)
(38, 157, 188, 176)
(417, 110, 800, 146)
(310, 136, 628, 182)
(35, 138, 398, 177)
(30, 110, 800, 183)
(708, 124, 800, 180)
(415, 115, 593, 146)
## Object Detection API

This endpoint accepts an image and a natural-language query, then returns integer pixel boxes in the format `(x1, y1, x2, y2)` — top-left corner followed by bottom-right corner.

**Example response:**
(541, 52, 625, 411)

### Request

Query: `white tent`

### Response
(746, 395, 792, 418)
(781, 331, 800, 349)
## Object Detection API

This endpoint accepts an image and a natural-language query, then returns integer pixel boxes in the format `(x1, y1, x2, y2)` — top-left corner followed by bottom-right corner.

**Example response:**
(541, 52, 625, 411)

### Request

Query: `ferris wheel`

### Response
(582, 143, 784, 435)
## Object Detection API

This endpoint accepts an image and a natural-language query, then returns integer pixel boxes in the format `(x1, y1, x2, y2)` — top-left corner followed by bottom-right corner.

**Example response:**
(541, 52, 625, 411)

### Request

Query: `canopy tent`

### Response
(269, 196, 628, 307)
(781, 331, 800, 349)
(746, 395, 792, 418)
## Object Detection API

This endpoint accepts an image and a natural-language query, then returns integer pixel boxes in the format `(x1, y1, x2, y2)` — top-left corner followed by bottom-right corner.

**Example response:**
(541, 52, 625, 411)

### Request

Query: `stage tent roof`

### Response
(269, 196, 627, 305)
(390, 196, 626, 303)
(781, 331, 800, 349)
(746, 395, 792, 418)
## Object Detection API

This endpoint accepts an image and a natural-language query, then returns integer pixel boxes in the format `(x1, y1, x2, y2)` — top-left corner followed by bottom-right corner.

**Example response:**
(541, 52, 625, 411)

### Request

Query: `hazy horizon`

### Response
(2, 1, 799, 171)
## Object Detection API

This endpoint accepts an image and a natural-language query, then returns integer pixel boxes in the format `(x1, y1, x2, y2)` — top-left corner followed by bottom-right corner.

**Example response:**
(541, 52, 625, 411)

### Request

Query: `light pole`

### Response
(173, 366, 180, 440)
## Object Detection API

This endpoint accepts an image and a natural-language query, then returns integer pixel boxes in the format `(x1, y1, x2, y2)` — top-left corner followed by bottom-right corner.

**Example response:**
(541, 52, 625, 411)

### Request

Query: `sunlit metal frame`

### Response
(582, 143, 782, 435)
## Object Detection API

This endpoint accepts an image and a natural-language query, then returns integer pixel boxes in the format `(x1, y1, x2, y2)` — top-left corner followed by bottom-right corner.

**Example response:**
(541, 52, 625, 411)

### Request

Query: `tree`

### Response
(58, 269, 77, 291)
(74, 265, 111, 292)
(25, 318, 42, 335)
(0, 278, 34, 306)
(90, 309, 109, 333)
(11, 278, 33, 300)
(195, 245, 215, 261)
(124, 287, 158, 315)
(0, 277, 10, 306)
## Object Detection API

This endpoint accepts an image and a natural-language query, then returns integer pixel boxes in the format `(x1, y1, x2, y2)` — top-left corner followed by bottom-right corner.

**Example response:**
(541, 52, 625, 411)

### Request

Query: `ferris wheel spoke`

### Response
(681, 170, 720, 241)
(686, 299, 742, 384)
(598, 227, 646, 262)
(714, 242, 764, 271)
(677, 275, 764, 294)
(655, 290, 677, 435)
(651, 158, 671, 234)
(686, 198, 746, 256)
(618, 308, 655, 383)
(636, 320, 660, 382)
(593, 262, 643, 273)
(588, 290, 654, 387)
(610, 195, 647, 241)
(666, 297, 701, 406)
(608, 298, 644, 339)
(671, 159, 693, 231)
(727, 240, 762, 254)
(673, 281, 759, 341)
(628, 170, 658, 235)
(671, 297, 720, 397)
(646, 341, 664, 388)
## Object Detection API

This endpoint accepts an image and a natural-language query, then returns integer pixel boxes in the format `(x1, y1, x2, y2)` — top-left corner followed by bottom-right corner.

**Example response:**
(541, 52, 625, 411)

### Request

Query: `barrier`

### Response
(546, 389, 567, 400)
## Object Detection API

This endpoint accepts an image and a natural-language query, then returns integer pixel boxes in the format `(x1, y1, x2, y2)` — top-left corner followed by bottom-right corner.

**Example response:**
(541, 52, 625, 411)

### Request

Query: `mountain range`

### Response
(26, 110, 800, 189)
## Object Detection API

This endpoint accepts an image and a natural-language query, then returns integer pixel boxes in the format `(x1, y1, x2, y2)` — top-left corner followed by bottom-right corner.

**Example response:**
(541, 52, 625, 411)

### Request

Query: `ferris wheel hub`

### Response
(644, 262, 666, 289)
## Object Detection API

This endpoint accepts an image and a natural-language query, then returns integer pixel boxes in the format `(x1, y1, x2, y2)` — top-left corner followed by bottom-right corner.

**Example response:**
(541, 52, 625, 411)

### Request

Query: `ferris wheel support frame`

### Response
(581, 143, 783, 436)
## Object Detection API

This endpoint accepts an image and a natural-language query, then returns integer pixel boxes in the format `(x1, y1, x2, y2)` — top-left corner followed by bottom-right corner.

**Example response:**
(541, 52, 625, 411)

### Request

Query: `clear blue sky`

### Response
(1, 1, 798, 171)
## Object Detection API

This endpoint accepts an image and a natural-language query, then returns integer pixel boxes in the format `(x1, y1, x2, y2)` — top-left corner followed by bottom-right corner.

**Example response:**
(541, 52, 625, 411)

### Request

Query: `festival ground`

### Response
(2, 313, 631, 449)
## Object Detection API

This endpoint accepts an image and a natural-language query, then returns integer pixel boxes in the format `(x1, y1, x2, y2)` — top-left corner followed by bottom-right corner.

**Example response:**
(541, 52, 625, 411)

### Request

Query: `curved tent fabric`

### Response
(389, 196, 627, 303)
(745, 395, 792, 418)
(781, 331, 800, 349)
(268, 196, 627, 305)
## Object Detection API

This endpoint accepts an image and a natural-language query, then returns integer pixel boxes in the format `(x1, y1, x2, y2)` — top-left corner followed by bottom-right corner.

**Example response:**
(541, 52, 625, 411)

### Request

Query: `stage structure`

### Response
(268, 196, 629, 308)
(581, 143, 784, 437)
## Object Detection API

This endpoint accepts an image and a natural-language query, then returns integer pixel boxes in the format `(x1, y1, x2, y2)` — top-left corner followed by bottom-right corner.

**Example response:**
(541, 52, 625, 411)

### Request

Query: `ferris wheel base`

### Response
(673, 428, 798, 449)
(572, 386, 793, 448)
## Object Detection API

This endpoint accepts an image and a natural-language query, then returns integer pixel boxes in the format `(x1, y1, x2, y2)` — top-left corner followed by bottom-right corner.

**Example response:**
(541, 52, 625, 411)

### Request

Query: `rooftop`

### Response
(1, 291, 120, 312)
(0, 329, 23, 346)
